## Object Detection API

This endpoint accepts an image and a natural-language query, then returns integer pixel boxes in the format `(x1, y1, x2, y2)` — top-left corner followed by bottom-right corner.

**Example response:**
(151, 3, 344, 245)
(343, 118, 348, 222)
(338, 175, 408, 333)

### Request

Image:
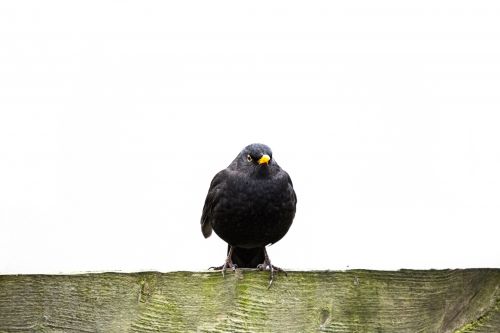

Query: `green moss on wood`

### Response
(0, 269, 498, 332)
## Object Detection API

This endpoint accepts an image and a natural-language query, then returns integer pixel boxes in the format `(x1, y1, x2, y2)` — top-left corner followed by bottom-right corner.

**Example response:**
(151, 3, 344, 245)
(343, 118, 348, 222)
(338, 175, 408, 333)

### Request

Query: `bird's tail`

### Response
(229, 245, 265, 268)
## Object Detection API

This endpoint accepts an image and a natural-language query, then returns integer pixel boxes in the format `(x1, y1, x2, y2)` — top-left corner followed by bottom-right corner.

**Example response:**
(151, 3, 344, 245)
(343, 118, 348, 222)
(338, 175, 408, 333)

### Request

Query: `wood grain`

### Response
(0, 269, 498, 332)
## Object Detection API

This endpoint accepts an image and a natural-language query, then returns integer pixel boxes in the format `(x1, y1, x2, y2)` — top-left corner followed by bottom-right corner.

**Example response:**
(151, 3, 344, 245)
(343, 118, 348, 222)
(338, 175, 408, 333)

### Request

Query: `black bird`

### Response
(201, 143, 297, 287)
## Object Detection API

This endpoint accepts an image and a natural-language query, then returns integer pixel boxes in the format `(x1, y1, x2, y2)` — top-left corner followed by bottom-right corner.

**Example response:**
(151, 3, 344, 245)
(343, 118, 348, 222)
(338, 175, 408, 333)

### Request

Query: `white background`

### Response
(1, 1, 499, 273)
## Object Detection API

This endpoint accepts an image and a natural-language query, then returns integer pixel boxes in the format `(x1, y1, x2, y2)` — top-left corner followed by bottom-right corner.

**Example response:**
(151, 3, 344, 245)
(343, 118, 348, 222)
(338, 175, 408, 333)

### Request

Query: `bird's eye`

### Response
(247, 154, 253, 162)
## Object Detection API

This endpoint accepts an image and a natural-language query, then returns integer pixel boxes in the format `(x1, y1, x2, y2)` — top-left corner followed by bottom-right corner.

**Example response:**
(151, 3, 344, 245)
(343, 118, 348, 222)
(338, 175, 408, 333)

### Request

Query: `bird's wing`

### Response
(286, 172, 297, 206)
(201, 169, 227, 238)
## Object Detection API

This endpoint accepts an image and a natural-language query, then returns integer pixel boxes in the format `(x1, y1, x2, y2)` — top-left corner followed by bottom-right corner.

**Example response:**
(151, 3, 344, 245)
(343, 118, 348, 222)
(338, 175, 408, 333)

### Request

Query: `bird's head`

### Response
(243, 143, 272, 165)
(234, 143, 275, 176)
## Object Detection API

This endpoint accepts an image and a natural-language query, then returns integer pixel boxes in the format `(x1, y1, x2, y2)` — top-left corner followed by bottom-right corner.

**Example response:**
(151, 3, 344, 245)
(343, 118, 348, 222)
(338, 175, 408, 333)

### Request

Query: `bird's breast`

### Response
(211, 174, 296, 248)
(221, 176, 289, 212)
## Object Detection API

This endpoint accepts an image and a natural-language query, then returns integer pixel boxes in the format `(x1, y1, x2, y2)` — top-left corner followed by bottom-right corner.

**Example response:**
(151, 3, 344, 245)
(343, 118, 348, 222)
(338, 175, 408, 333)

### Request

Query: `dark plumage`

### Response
(201, 143, 297, 286)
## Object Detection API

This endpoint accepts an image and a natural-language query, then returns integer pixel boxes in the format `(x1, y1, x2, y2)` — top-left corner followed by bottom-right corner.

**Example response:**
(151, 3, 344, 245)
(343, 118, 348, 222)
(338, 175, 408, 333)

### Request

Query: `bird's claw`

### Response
(258, 262, 287, 288)
(222, 262, 237, 277)
(209, 246, 238, 277)
(209, 262, 237, 277)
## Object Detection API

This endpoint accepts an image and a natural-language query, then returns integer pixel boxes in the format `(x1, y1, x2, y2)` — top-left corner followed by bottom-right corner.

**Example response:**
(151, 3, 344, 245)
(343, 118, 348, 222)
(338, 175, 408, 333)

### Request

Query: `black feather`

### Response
(201, 143, 297, 268)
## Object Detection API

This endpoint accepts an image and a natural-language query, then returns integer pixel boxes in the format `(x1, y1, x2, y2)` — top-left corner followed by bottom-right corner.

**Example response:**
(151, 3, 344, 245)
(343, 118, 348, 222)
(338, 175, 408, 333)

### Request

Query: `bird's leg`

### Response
(257, 247, 287, 288)
(208, 245, 237, 277)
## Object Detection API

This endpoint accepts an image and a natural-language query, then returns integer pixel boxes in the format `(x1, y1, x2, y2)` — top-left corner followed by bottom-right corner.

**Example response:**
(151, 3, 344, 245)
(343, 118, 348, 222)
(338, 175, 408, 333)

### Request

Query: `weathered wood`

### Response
(0, 269, 498, 332)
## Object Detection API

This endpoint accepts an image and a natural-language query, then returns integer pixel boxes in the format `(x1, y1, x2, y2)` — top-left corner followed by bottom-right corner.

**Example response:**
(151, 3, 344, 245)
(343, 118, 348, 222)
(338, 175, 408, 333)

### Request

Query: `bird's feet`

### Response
(258, 248, 287, 288)
(209, 260, 237, 277)
(208, 246, 237, 277)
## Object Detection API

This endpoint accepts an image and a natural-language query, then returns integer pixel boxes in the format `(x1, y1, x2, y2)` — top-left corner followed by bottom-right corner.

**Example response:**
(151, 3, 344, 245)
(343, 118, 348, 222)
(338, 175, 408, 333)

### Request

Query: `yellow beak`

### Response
(258, 154, 271, 165)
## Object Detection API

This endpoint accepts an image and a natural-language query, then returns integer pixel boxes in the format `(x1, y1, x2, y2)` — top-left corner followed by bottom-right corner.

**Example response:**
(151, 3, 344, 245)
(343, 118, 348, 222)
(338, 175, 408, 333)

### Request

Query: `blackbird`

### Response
(201, 143, 297, 287)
